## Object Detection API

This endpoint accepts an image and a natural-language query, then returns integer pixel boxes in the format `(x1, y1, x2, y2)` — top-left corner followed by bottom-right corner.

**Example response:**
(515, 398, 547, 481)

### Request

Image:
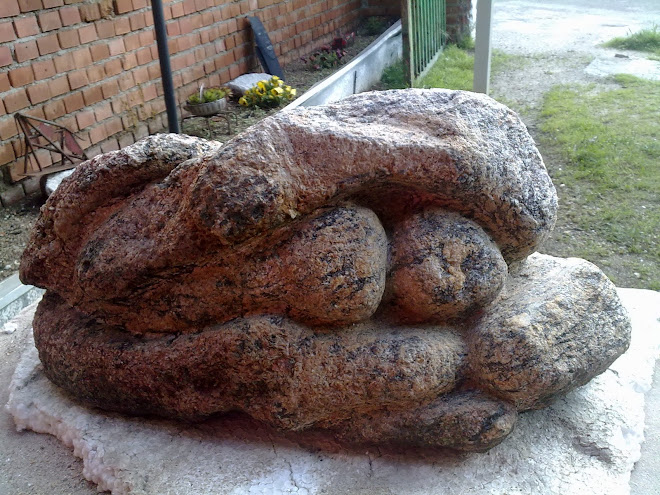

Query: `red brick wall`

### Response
(0, 0, 363, 183)
(446, 0, 471, 44)
(362, 0, 399, 18)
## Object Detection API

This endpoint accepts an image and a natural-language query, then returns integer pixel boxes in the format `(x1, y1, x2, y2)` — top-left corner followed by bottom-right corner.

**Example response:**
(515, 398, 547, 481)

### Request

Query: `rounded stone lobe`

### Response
(70, 204, 388, 333)
(386, 209, 507, 322)
(253, 205, 388, 327)
(467, 253, 632, 410)
(33, 293, 467, 429)
(331, 390, 518, 452)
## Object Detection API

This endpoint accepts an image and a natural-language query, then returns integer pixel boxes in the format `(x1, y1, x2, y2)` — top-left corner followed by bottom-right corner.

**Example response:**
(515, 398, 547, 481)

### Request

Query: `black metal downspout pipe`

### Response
(151, 0, 180, 133)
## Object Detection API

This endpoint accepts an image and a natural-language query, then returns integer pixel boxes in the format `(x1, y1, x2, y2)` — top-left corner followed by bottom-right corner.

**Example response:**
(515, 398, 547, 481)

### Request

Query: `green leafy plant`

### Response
(380, 61, 409, 89)
(238, 76, 296, 108)
(187, 86, 232, 105)
(302, 45, 348, 70)
(456, 34, 475, 50)
(363, 16, 389, 36)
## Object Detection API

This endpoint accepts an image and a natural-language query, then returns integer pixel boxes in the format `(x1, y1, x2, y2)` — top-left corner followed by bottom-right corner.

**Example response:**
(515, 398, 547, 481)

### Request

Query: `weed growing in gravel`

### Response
(603, 25, 660, 55)
(540, 75, 660, 289)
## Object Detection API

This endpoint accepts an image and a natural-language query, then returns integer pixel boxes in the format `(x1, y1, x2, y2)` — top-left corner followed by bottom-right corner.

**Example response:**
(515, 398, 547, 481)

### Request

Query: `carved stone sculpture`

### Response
(20, 89, 631, 452)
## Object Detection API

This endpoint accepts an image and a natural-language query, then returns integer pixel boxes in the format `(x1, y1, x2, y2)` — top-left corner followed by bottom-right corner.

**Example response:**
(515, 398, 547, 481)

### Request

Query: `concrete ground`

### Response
(632, 362, 660, 494)
(1, 0, 659, 493)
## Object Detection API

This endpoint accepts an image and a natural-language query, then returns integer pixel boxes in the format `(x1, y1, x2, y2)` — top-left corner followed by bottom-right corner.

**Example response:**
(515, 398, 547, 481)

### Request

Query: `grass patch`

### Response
(603, 25, 660, 55)
(455, 34, 475, 51)
(417, 45, 475, 90)
(416, 47, 527, 90)
(379, 44, 524, 92)
(539, 75, 660, 289)
(378, 45, 475, 91)
(490, 51, 531, 74)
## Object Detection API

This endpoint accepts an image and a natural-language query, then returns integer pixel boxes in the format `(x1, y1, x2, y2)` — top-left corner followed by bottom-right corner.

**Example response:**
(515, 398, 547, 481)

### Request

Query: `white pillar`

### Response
(473, 0, 493, 94)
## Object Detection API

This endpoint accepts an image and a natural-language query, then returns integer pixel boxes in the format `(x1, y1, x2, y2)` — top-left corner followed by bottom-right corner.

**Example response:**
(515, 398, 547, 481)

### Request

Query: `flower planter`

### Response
(184, 98, 228, 117)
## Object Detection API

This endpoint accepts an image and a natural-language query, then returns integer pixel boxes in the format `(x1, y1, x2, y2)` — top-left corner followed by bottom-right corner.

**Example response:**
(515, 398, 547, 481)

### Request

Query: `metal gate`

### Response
(401, 0, 447, 86)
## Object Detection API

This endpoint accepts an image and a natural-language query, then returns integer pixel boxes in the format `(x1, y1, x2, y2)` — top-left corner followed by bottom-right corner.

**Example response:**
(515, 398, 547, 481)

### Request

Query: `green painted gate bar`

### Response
(402, 0, 447, 86)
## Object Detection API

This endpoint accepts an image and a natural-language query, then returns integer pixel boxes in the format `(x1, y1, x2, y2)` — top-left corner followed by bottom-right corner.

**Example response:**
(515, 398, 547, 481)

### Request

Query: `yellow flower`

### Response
(257, 81, 266, 91)
(271, 87, 283, 96)
(289, 88, 297, 96)
(238, 96, 247, 106)
(271, 76, 280, 81)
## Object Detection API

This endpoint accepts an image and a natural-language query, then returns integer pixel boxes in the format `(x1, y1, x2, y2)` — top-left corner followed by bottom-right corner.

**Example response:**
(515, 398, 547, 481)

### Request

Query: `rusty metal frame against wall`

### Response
(14, 113, 88, 178)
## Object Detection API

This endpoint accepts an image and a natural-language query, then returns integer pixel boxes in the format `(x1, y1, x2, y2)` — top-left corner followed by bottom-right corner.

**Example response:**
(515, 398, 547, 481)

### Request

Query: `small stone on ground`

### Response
(226, 72, 274, 95)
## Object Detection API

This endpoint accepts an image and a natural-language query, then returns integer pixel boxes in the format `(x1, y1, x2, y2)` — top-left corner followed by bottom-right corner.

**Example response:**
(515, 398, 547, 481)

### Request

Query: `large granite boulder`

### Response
(19, 89, 631, 452)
